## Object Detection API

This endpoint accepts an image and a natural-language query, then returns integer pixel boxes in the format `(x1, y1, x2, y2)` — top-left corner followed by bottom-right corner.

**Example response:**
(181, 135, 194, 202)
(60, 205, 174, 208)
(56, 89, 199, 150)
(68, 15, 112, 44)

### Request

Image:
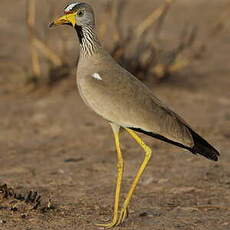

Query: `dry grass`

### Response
(24, 0, 225, 87)
(100, 0, 202, 81)
(26, 0, 69, 87)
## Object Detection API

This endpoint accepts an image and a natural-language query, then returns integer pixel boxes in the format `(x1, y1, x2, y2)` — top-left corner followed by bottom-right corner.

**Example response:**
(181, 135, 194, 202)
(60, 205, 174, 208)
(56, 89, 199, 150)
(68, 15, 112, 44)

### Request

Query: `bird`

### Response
(50, 2, 220, 228)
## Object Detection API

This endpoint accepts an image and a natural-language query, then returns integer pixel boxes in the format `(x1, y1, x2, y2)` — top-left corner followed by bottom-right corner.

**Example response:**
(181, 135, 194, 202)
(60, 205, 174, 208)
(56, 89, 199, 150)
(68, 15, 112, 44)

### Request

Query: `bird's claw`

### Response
(117, 206, 129, 225)
(96, 207, 129, 228)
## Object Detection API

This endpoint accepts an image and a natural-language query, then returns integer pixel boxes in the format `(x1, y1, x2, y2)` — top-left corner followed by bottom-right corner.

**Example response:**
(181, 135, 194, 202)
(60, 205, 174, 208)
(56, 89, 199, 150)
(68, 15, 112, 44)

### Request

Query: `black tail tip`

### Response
(188, 128, 220, 162)
(193, 145, 220, 161)
(211, 154, 219, 161)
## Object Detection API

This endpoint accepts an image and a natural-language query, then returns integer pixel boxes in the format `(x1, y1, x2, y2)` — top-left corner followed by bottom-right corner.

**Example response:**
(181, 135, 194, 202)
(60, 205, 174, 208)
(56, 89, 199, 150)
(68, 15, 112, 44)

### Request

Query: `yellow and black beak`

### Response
(49, 13, 76, 28)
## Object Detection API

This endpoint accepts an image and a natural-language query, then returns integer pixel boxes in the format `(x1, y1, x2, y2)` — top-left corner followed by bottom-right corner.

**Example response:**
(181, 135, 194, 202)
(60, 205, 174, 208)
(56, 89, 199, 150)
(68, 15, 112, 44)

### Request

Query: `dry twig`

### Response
(26, 0, 41, 78)
(98, 0, 199, 81)
(26, 0, 67, 86)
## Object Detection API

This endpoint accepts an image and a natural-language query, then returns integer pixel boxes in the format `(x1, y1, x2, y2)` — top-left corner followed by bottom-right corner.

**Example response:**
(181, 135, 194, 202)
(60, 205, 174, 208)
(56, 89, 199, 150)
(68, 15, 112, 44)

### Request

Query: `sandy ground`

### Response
(0, 0, 230, 229)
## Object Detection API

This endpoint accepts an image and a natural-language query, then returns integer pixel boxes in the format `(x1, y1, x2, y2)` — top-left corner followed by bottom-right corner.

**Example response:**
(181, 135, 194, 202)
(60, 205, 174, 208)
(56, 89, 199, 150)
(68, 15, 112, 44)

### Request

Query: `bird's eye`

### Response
(77, 10, 84, 17)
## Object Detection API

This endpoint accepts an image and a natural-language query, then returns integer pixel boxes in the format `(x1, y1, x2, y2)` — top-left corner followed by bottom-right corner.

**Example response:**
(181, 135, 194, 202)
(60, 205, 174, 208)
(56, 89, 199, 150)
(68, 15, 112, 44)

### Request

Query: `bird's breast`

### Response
(76, 69, 116, 120)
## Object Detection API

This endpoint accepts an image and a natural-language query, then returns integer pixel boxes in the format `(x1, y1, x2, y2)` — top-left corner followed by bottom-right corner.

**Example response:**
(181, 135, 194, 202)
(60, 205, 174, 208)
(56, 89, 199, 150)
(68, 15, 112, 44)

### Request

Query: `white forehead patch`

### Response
(91, 73, 102, 80)
(64, 3, 79, 13)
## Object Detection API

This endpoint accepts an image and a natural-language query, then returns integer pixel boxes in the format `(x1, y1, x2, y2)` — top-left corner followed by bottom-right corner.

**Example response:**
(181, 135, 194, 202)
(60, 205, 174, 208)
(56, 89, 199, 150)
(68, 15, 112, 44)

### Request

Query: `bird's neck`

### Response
(75, 25, 101, 58)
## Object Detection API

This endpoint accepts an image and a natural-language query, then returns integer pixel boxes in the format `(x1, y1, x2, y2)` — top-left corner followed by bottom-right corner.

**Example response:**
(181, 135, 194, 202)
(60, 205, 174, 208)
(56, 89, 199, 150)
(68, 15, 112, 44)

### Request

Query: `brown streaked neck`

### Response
(75, 24, 101, 58)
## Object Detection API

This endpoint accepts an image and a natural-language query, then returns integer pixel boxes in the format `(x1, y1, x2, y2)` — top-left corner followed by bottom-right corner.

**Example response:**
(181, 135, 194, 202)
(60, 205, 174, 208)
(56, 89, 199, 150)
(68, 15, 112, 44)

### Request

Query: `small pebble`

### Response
(10, 207, 18, 211)
(139, 212, 148, 217)
(21, 214, 27, 219)
(0, 219, 6, 224)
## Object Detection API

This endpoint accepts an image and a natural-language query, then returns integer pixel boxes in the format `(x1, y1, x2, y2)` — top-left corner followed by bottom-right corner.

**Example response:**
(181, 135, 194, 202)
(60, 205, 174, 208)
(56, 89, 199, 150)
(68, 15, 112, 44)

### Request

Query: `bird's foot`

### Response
(96, 207, 129, 228)
(96, 220, 117, 228)
(117, 206, 129, 226)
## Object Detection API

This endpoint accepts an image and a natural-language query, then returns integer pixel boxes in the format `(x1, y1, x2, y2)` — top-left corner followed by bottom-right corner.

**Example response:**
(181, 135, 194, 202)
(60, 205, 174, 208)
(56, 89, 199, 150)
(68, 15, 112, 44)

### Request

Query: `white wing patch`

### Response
(91, 73, 102, 80)
(64, 3, 79, 13)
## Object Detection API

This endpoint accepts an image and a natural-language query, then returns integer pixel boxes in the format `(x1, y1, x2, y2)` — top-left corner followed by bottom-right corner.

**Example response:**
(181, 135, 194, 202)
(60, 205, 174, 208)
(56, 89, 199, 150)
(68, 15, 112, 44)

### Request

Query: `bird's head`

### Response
(49, 2, 95, 28)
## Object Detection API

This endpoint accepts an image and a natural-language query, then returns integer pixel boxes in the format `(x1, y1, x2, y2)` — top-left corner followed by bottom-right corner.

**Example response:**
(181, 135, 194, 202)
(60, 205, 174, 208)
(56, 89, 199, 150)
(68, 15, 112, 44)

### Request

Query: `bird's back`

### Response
(77, 51, 193, 147)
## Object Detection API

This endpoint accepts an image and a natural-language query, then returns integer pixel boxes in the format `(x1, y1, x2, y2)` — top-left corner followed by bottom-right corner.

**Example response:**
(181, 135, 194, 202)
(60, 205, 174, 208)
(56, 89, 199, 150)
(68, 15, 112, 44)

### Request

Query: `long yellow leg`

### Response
(117, 128, 152, 225)
(96, 124, 124, 228)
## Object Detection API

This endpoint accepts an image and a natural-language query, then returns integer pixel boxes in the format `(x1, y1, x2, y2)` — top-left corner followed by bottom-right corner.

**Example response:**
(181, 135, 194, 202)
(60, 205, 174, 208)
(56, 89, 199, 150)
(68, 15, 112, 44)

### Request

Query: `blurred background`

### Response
(0, 0, 230, 229)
